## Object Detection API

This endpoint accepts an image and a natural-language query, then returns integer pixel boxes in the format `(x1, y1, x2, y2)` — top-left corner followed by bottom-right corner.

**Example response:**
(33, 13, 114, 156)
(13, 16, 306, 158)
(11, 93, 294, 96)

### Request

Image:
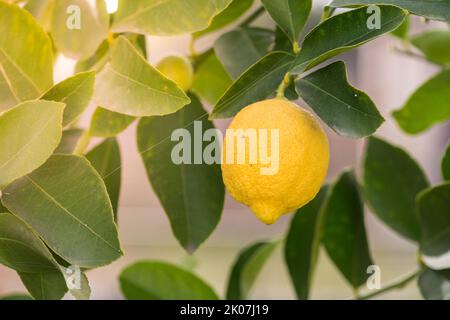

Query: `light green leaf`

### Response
(210, 51, 295, 119)
(42, 71, 95, 127)
(50, 0, 109, 60)
(391, 15, 410, 39)
(261, 0, 312, 43)
(296, 61, 384, 138)
(112, 0, 232, 35)
(24, 0, 54, 30)
(0, 2, 54, 111)
(393, 70, 450, 134)
(55, 128, 84, 154)
(418, 268, 450, 300)
(0, 294, 33, 300)
(412, 30, 450, 65)
(19, 271, 68, 300)
(2, 155, 122, 268)
(75, 41, 110, 73)
(94, 36, 190, 117)
(442, 142, 450, 181)
(89, 107, 135, 138)
(137, 94, 224, 253)
(292, 5, 407, 73)
(363, 137, 428, 242)
(0, 100, 64, 188)
(120, 261, 219, 300)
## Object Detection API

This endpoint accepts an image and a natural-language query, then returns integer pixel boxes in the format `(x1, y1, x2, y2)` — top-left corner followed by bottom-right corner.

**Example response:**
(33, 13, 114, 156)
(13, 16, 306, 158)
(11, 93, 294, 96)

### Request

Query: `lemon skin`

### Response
(156, 56, 193, 92)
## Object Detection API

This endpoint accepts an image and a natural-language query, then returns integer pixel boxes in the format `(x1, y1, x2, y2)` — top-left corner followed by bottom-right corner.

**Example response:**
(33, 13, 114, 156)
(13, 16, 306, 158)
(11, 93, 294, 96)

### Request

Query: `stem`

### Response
(240, 6, 265, 27)
(276, 74, 291, 98)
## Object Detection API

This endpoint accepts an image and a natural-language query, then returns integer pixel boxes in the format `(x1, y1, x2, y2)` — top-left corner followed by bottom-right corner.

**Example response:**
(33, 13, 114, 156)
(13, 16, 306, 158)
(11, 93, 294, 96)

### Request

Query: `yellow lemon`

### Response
(221, 98, 329, 224)
(156, 56, 193, 92)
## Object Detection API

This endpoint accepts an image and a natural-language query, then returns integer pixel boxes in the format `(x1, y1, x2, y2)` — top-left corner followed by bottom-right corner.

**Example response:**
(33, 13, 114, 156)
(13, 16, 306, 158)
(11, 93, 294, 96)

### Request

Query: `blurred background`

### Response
(1, 0, 449, 299)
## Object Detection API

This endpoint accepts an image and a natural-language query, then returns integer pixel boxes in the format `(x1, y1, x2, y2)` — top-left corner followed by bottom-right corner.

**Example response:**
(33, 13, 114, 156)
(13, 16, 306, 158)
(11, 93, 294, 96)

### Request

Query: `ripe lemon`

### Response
(156, 56, 193, 92)
(222, 98, 329, 224)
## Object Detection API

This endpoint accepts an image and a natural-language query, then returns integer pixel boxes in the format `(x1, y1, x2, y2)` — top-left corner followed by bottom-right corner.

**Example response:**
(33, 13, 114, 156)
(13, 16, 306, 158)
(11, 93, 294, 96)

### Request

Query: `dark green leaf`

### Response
(412, 30, 450, 65)
(442, 141, 450, 181)
(120, 261, 219, 300)
(18, 271, 68, 300)
(296, 61, 384, 138)
(55, 128, 84, 154)
(273, 26, 293, 52)
(418, 268, 450, 300)
(90, 107, 135, 138)
(363, 137, 428, 242)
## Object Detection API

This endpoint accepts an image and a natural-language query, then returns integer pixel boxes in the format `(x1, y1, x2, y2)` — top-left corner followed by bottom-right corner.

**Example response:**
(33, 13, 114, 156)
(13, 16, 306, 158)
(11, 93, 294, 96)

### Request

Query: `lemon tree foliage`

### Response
(90, 107, 135, 138)
(412, 30, 450, 66)
(442, 142, 450, 181)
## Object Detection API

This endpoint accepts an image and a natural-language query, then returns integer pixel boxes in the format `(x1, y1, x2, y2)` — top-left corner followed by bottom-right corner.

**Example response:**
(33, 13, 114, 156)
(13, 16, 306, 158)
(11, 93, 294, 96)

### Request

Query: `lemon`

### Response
(222, 98, 329, 224)
(156, 56, 193, 92)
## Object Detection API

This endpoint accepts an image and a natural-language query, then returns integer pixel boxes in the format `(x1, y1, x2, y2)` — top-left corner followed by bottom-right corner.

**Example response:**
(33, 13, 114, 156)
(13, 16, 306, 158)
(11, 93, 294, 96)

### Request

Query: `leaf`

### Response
(329, 0, 450, 22)
(0, 100, 64, 188)
(112, 0, 232, 36)
(75, 41, 110, 73)
(285, 187, 328, 300)
(417, 183, 450, 257)
(442, 142, 450, 181)
(226, 241, 278, 300)
(392, 70, 450, 134)
(191, 52, 232, 105)
(120, 261, 219, 300)
(412, 30, 450, 65)
(86, 138, 122, 219)
(55, 128, 84, 154)
(137, 94, 224, 253)
(94, 36, 190, 117)
(89, 107, 135, 138)
(261, 0, 312, 43)
(391, 15, 409, 39)
(50, 0, 109, 60)
(363, 137, 428, 242)
(2, 154, 122, 268)
(0, 294, 33, 300)
(24, 0, 54, 30)
(418, 268, 450, 300)
(292, 5, 407, 73)
(322, 170, 374, 288)
(67, 272, 91, 300)
(0, 2, 54, 111)
(210, 51, 295, 119)
(41, 71, 95, 127)
(214, 27, 274, 79)
(18, 271, 68, 300)
(296, 61, 384, 138)
(193, 0, 254, 39)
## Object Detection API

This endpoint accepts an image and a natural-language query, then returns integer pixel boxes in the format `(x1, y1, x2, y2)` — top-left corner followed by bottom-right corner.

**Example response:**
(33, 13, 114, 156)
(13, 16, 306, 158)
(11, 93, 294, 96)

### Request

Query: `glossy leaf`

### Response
(214, 27, 274, 79)
(418, 268, 450, 300)
(120, 261, 219, 300)
(0, 101, 64, 188)
(285, 187, 328, 299)
(0, 2, 54, 111)
(55, 128, 84, 154)
(261, 0, 312, 43)
(292, 5, 407, 73)
(50, 0, 109, 60)
(18, 271, 68, 300)
(322, 170, 374, 288)
(2, 155, 122, 268)
(210, 51, 295, 119)
(442, 142, 450, 181)
(42, 71, 95, 127)
(226, 241, 278, 300)
(393, 70, 450, 134)
(363, 137, 428, 242)
(417, 183, 450, 257)
(137, 95, 224, 253)
(112, 0, 232, 36)
(90, 107, 135, 138)
(296, 61, 384, 138)
(94, 36, 190, 117)
(412, 30, 450, 65)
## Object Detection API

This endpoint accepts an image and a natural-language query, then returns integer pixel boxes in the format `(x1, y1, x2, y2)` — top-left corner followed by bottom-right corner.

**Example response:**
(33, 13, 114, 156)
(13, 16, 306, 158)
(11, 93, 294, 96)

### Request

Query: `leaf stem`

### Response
(240, 6, 265, 27)
(276, 73, 291, 98)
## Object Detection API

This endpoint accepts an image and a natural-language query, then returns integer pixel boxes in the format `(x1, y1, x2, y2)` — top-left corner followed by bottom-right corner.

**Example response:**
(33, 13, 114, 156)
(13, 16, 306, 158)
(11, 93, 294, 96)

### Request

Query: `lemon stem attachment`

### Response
(276, 73, 291, 98)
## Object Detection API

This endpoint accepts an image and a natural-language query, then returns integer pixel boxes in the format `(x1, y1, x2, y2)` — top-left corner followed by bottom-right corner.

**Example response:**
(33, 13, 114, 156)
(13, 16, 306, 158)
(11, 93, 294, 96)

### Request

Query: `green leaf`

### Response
(24, 0, 54, 30)
(0, 2, 54, 111)
(391, 15, 409, 39)
(214, 27, 274, 79)
(50, 0, 109, 60)
(18, 271, 68, 300)
(210, 51, 295, 119)
(261, 0, 312, 43)
(94, 36, 190, 117)
(292, 5, 407, 73)
(418, 268, 450, 300)
(112, 0, 232, 36)
(0, 294, 33, 300)
(120, 261, 219, 300)
(137, 94, 224, 253)
(417, 183, 450, 257)
(226, 241, 278, 300)
(322, 170, 374, 288)
(442, 142, 450, 181)
(330, 0, 450, 22)
(89, 107, 135, 138)
(41, 71, 95, 127)
(296, 61, 384, 138)
(86, 138, 122, 219)
(75, 41, 110, 73)
(285, 186, 328, 300)
(55, 128, 84, 154)
(392, 70, 450, 134)
(412, 30, 450, 65)
(2, 154, 122, 268)
(0, 100, 64, 188)
(191, 52, 232, 105)
(273, 26, 293, 52)
(193, 0, 254, 39)
(363, 137, 428, 242)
